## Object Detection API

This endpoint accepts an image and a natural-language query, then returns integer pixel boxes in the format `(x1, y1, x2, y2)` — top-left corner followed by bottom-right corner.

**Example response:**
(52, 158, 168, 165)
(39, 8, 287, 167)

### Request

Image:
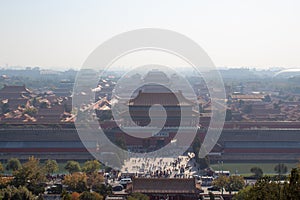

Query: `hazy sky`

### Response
(0, 0, 300, 69)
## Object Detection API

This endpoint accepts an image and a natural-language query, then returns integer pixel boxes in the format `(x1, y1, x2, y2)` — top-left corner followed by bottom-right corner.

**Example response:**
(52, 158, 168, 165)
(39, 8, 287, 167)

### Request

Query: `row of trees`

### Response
(1, 157, 58, 175)
(64, 160, 101, 174)
(211, 164, 299, 199)
(212, 175, 245, 195)
(250, 163, 288, 179)
(233, 166, 300, 200)
(1, 158, 102, 175)
(0, 157, 52, 199)
(0, 157, 108, 200)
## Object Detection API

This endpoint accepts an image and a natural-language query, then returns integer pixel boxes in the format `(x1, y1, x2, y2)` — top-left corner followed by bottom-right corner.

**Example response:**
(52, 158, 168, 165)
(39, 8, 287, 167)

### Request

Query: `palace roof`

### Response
(129, 91, 195, 106)
(131, 178, 198, 194)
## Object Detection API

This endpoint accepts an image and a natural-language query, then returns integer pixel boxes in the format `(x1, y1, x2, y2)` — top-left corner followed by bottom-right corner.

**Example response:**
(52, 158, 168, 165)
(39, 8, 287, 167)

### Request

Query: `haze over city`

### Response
(1, 0, 300, 69)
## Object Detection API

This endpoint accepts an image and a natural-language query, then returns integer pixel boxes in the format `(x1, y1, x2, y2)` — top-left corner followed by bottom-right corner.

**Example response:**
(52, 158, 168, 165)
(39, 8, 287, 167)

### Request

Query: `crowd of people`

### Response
(121, 153, 198, 179)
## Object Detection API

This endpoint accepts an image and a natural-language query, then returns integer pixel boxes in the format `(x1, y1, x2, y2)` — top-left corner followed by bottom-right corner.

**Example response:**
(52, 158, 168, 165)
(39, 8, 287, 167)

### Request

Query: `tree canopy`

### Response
(213, 175, 245, 195)
(274, 163, 288, 176)
(79, 191, 103, 200)
(82, 160, 101, 174)
(12, 156, 45, 186)
(65, 161, 81, 174)
(250, 166, 263, 179)
(234, 167, 300, 200)
(0, 186, 35, 200)
(6, 158, 21, 172)
(44, 159, 59, 174)
(62, 172, 87, 193)
(0, 163, 3, 173)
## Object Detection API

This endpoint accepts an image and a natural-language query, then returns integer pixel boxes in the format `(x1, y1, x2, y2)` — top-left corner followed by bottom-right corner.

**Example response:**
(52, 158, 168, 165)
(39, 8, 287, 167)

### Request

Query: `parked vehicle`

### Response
(119, 178, 132, 187)
(46, 184, 63, 194)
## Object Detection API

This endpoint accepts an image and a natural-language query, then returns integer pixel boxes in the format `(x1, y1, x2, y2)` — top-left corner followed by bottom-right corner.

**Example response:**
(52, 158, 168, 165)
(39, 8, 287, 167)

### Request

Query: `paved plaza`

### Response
(121, 153, 199, 178)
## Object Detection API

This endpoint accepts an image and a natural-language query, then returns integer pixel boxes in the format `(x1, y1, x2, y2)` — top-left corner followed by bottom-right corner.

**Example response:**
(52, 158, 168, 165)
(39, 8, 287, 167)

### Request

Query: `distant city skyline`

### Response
(1, 0, 300, 69)
(0, 65, 290, 72)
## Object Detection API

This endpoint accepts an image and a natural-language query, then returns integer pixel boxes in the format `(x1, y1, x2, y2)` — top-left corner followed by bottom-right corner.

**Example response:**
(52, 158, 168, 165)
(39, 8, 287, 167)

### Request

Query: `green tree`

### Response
(213, 175, 245, 195)
(11, 192, 22, 200)
(65, 161, 81, 174)
(87, 172, 105, 192)
(283, 167, 300, 200)
(93, 184, 112, 197)
(37, 194, 45, 200)
(212, 175, 228, 195)
(274, 163, 288, 176)
(36, 194, 45, 200)
(127, 193, 149, 200)
(6, 158, 21, 171)
(225, 176, 245, 195)
(233, 176, 280, 200)
(62, 172, 87, 193)
(12, 156, 46, 195)
(234, 165, 300, 200)
(82, 160, 101, 174)
(250, 166, 263, 179)
(61, 189, 72, 200)
(0, 186, 35, 200)
(79, 191, 103, 200)
(232, 186, 252, 200)
(0, 162, 3, 173)
(44, 159, 59, 175)
(250, 176, 280, 199)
